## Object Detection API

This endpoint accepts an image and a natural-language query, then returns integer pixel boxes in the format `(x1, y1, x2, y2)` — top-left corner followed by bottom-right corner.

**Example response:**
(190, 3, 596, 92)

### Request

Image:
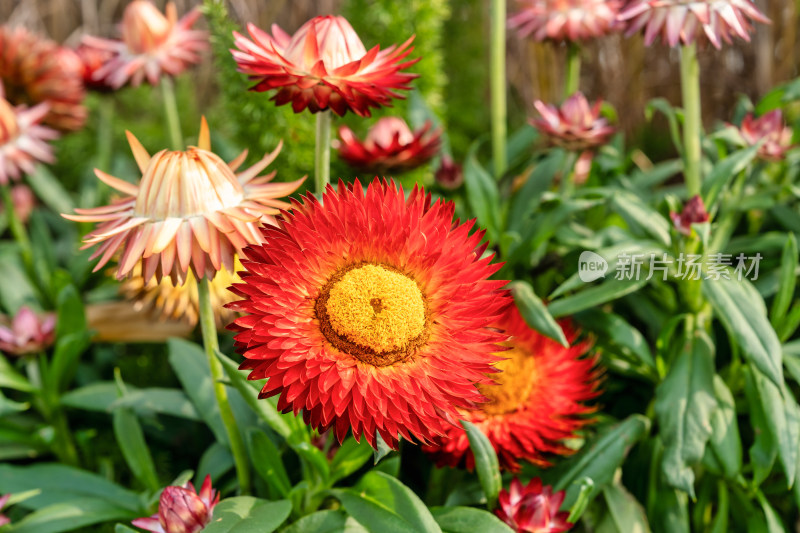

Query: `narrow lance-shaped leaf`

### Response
(461, 420, 501, 509)
(509, 281, 568, 347)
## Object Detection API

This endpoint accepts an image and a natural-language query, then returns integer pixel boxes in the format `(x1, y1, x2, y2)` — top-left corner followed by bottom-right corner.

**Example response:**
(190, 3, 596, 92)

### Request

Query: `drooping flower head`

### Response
(0, 493, 10, 527)
(509, 0, 623, 42)
(496, 478, 573, 533)
(738, 110, 795, 162)
(0, 97, 58, 185)
(531, 92, 614, 152)
(671, 194, 709, 236)
(62, 118, 305, 284)
(435, 155, 464, 190)
(75, 43, 118, 92)
(229, 179, 511, 449)
(132, 475, 219, 533)
(0, 306, 56, 356)
(82, 1, 208, 88)
(423, 305, 600, 471)
(0, 27, 86, 131)
(337, 117, 441, 174)
(618, 0, 770, 48)
(232, 16, 419, 117)
(121, 257, 242, 328)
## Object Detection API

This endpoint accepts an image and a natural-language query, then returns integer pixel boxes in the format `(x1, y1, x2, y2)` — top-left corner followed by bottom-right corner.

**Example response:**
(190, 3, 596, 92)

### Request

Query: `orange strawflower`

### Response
(63, 118, 304, 284)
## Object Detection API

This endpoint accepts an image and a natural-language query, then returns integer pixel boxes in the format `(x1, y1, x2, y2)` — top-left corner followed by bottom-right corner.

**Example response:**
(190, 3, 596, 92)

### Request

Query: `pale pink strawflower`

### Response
(509, 0, 623, 42)
(738, 110, 795, 162)
(495, 478, 572, 533)
(0, 96, 58, 185)
(82, 1, 208, 88)
(132, 475, 219, 533)
(337, 117, 441, 174)
(232, 15, 419, 117)
(62, 118, 305, 284)
(0, 306, 56, 356)
(618, 0, 770, 48)
(671, 194, 709, 236)
(531, 92, 615, 151)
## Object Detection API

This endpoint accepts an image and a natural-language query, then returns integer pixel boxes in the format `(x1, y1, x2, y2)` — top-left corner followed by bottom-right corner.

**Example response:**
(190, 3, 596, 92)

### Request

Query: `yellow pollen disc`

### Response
(325, 264, 426, 354)
(479, 346, 537, 416)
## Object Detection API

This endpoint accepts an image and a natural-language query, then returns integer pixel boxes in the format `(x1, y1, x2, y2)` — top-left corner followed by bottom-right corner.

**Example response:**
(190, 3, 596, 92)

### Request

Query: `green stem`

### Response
(30, 356, 79, 466)
(197, 278, 251, 494)
(680, 43, 702, 197)
(161, 77, 183, 151)
(2, 184, 33, 273)
(490, 0, 507, 178)
(314, 110, 332, 195)
(564, 42, 581, 98)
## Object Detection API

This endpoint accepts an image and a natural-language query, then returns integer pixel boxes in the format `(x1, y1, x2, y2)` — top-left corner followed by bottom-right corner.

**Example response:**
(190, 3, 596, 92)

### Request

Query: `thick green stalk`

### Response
(197, 278, 251, 494)
(564, 42, 581, 98)
(161, 77, 184, 151)
(490, 0, 507, 178)
(315, 110, 332, 195)
(680, 43, 702, 197)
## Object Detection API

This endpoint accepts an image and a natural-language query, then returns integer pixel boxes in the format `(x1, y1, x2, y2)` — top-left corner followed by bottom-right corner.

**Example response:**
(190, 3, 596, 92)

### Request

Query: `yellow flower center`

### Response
(479, 346, 537, 416)
(316, 263, 428, 366)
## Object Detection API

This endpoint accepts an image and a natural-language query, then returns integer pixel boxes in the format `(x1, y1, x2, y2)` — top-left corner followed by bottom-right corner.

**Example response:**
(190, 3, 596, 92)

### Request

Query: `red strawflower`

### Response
(619, 0, 770, 48)
(0, 27, 87, 132)
(509, 0, 623, 42)
(670, 194, 709, 236)
(82, 1, 208, 88)
(337, 117, 441, 174)
(0, 306, 56, 356)
(132, 475, 219, 533)
(496, 478, 573, 533)
(231, 15, 419, 117)
(423, 305, 600, 471)
(738, 110, 795, 161)
(229, 178, 511, 449)
(75, 43, 117, 92)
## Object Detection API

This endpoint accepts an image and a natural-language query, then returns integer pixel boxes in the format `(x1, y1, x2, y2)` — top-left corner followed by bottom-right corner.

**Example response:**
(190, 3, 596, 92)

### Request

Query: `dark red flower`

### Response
(496, 478, 573, 533)
(435, 156, 464, 190)
(132, 475, 219, 533)
(337, 117, 441, 174)
(670, 194, 709, 236)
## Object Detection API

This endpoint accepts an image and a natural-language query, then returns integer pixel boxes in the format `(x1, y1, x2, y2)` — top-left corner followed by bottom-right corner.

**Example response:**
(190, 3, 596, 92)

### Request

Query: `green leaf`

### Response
(5, 498, 137, 533)
(756, 491, 787, 533)
(203, 497, 275, 533)
(704, 277, 783, 387)
(226, 500, 292, 533)
(577, 310, 656, 370)
(549, 277, 648, 318)
(644, 99, 683, 157)
(331, 437, 374, 483)
(611, 192, 671, 247)
(509, 281, 567, 347)
(115, 525, 139, 533)
(771, 234, 798, 332)
(654, 329, 716, 497)
(48, 332, 90, 394)
(430, 507, 514, 533)
(744, 368, 778, 486)
(373, 433, 393, 465)
(292, 440, 331, 483)
(597, 481, 651, 533)
(248, 430, 290, 498)
(0, 356, 33, 392)
(112, 407, 160, 492)
(553, 414, 650, 508)
(0, 463, 142, 513)
(702, 144, 760, 208)
(54, 284, 86, 339)
(463, 142, 499, 240)
(461, 420, 501, 508)
(197, 442, 233, 485)
(281, 510, 360, 533)
(748, 368, 799, 488)
(168, 339, 228, 444)
(0, 390, 29, 417)
(26, 165, 75, 216)
(335, 489, 420, 533)
(354, 471, 441, 533)
(507, 150, 564, 232)
(110, 388, 200, 420)
(216, 350, 296, 439)
(707, 377, 742, 478)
